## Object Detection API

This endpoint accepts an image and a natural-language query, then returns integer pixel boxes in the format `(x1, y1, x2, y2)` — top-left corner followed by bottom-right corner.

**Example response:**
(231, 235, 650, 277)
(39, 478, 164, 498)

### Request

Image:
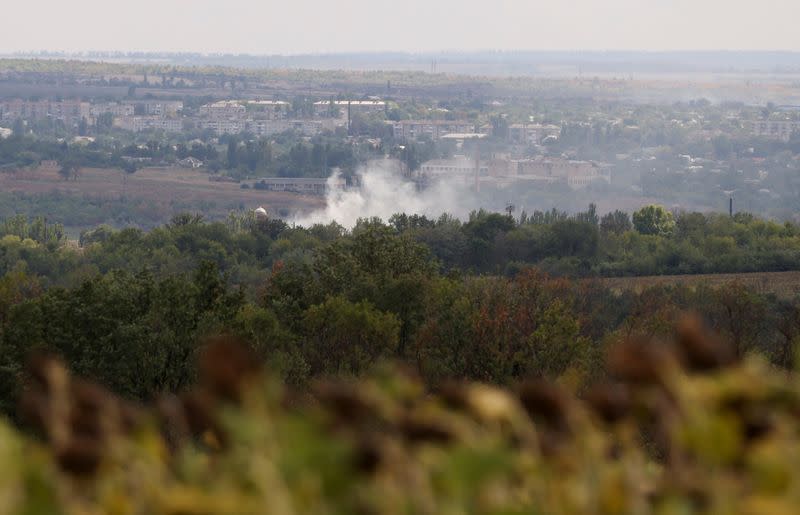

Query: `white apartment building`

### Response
(247, 119, 335, 137)
(488, 157, 610, 190)
(391, 120, 475, 140)
(199, 119, 246, 135)
(197, 118, 328, 137)
(246, 100, 290, 120)
(0, 99, 91, 124)
(0, 99, 48, 120)
(137, 101, 183, 116)
(50, 100, 92, 122)
(199, 100, 246, 119)
(750, 120, 800, 141)
(90, 102, 135, 117)
(420, 157, 488, 178)
(114, 116, 183, 133)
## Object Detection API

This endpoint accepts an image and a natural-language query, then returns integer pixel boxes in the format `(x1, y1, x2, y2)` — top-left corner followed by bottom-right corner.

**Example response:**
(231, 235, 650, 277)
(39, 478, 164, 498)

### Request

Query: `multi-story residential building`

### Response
(0, 100, 48, 121)
(0, 99, 91, 124)
(114, 116, 183, 133)
(391, 120, 475, 140)
(196, 101, 299, 134)
(749, 120, 800, 141)
(284, 120, 330, 136)
(245, 119, 274, 136)
(246, 119, 314, 137)
(90, 102, 135, 117)
(313, 100, 386, 118)
(211, 119, 337, 137)
(137, 100, 183, 116)
(198, 119, 246, 135)
(199, 100, 246, 119)
(50, 100, 92, 122)
(508, 123, 562, 145)
(246, 100, 290, 120)
(152, 118, 184, 132)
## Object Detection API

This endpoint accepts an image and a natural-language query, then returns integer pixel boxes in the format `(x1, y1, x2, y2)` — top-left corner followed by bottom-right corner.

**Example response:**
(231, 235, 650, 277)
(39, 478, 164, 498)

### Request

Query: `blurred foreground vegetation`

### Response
(7, 323, 800, 514)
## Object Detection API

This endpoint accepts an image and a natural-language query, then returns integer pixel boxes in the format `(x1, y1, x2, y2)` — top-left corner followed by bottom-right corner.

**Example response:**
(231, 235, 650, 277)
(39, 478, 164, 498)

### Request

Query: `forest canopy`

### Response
(0, 207, 798, 414)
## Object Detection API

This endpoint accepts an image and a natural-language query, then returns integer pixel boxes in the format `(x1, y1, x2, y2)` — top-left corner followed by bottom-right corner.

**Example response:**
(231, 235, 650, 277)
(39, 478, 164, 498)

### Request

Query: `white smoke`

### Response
(293, 162, 478, 228)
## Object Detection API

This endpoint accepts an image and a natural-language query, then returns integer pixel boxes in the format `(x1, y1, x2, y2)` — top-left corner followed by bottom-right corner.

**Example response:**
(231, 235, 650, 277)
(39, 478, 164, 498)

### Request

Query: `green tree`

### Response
(302, 296, 400, 376)
(463, 210, 516, 271)
(58, 162, 79, 182)
(0, 263, 244, 405)
(0, 263, 41, 326)
(600, 210, 632, 235)
(414, 271, 591, 385)
(633, 205, 675, 236)
(227, 139, 239, 170)
(234, 304, 307, 385)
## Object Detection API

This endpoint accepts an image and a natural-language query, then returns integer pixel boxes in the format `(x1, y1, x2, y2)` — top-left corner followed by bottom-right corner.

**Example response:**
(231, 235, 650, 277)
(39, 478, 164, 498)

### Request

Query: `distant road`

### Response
(595, 271, 800, 299)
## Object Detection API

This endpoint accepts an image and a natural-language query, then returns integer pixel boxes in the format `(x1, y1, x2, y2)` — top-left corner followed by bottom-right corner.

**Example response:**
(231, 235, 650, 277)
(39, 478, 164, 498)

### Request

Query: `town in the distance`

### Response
(1, 54, 799, 231)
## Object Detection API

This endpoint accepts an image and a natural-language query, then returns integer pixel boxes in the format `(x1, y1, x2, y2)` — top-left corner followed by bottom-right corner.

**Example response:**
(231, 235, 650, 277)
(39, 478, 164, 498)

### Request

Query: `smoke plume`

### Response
(293, 163, 477, 228)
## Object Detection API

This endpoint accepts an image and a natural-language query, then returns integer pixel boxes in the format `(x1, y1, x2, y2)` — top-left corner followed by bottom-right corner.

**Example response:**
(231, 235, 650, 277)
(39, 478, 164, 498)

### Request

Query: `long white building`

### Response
(488, 157, 611, 190)
(199, 100, 246, 119)
(391, 120, 475, 140)
(114, 116, 183, 133)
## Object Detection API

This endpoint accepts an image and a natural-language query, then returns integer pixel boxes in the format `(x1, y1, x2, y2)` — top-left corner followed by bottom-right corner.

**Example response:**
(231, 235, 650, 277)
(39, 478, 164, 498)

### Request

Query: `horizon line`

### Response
(3, 49, 800, 57)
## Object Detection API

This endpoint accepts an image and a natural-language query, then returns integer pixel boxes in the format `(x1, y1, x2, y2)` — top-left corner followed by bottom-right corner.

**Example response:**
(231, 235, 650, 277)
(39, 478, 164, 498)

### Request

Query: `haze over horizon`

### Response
(3, 0, 800, 55)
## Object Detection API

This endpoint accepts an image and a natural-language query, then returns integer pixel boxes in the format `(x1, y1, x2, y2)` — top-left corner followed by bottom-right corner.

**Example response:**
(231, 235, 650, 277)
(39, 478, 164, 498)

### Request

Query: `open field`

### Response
(0, 166, 324, 227)
(597, 271, 800, 299)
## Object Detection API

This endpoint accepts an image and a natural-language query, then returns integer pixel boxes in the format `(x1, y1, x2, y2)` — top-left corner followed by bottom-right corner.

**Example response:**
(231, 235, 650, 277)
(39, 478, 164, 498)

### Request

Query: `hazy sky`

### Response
(3, 0, 800, 54)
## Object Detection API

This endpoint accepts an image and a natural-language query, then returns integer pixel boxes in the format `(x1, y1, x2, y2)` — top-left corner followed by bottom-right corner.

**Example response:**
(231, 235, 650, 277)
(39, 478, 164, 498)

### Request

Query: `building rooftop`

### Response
(258, 177, 334, 184)
(314, 100, 386, 106)
(508, 123, 561, 130)
(440, 133, 487, 140)
(202, 101, 245, 108)
(247, 100, 290, 106)
(394, 119, 473, 126)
